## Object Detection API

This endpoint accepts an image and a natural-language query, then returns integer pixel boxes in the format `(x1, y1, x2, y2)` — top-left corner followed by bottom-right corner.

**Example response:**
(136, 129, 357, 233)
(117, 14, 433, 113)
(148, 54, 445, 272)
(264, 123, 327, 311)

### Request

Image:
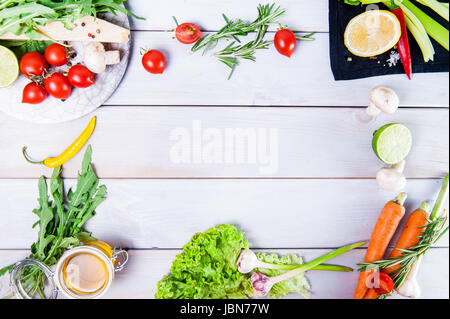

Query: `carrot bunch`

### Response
(354, 173, 449, 299)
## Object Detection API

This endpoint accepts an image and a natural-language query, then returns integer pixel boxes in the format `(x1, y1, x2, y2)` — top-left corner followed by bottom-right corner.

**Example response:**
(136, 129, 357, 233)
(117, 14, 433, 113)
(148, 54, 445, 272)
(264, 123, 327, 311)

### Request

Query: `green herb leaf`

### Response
(191, 3, 286, 79)
(0, 264, 14, 277)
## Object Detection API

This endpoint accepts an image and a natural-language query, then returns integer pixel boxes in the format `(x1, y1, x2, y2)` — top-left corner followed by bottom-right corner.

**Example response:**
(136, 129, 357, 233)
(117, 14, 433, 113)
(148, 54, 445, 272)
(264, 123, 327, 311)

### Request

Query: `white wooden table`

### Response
(0, 0, 448, 299)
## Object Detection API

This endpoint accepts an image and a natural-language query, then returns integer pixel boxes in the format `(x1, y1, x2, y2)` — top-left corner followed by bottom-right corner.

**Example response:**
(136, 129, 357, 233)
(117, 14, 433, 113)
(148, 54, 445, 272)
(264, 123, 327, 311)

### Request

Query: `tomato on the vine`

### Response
(68, 65, 95, 88)
(369, 272, 394, 295)
(175, 23, 202, 44)
(45, 43, 69, 66)
(274, 29, 297, 58)
(20, 52, 48, 77)
(22, 82, 47, 104)
(44, 73, 72, 100)
(142, 49, 166, 74)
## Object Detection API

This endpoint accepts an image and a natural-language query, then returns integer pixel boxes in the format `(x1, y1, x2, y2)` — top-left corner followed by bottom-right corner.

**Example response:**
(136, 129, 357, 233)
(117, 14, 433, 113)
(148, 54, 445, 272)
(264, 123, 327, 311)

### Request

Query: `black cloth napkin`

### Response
(329, 0, 449, 80)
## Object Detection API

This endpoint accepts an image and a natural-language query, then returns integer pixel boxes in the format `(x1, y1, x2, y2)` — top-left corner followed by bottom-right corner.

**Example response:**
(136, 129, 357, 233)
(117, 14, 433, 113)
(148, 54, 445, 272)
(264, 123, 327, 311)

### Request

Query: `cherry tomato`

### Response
(68, 65, 95, 88)
(22, 82, 47, 104)
(20, 52, 48, 77)
(45, 43, 69, 66)
(142, 50, 166, 74)
(175, 23, 202, 44)
(369, 272, 394, 295)
(274, 29, 297, 58)
(44, 73, 72, 100)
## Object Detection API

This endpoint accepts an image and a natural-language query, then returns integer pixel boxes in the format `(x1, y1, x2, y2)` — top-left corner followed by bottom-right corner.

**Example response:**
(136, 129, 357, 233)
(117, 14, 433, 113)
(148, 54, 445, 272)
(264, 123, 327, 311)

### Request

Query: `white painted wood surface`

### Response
(106, 32, 449, 107)
(127, 0, 329, 32)
(0, 0, 448, 299)
(1, 249, 448, 299)
(0, 107, 447, 179)
(0, 179, 447, 249)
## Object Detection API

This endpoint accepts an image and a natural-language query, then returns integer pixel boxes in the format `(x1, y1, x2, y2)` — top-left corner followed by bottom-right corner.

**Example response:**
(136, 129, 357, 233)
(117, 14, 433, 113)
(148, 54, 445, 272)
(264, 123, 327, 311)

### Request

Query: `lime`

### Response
(372, 123, 412, 165)
(0, 45, 19, 88)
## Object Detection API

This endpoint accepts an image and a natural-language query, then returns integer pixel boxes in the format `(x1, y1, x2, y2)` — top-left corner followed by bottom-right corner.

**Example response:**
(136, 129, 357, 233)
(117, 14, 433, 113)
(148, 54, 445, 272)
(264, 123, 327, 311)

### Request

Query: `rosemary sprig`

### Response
(191, 3, 285, 79)
(358, 174, 449, 290)
(192, 4, 285, 54)
(215, 22, 271, 79)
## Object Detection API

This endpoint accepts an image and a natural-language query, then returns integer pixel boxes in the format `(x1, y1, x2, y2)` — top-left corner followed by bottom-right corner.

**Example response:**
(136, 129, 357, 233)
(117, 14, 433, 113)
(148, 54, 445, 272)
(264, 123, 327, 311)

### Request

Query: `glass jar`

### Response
(10, 241, 128, 299)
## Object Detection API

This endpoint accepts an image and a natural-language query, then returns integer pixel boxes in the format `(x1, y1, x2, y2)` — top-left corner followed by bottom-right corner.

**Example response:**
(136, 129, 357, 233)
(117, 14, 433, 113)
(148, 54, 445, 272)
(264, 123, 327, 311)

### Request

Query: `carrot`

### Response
(353, 193, 407, 299)
(363, 288, 380, 299)
(384, 201, 430, 275)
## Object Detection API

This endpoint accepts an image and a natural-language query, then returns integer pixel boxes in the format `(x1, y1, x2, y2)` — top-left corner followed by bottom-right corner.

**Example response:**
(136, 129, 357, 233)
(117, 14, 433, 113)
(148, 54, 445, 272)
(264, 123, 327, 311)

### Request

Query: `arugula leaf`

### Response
(0, 40, 52, 59)
(32, 176, 55, 261)
(0, 264, 14, 277)
(256, 253, 311, 299)
(156, 225, 253, 299)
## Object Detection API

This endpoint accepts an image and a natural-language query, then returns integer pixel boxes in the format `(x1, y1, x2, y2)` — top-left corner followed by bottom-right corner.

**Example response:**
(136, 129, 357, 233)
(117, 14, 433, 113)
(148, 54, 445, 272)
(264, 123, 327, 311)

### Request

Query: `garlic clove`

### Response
(366, 102, 382, 117)
(376, 166, 407, 192)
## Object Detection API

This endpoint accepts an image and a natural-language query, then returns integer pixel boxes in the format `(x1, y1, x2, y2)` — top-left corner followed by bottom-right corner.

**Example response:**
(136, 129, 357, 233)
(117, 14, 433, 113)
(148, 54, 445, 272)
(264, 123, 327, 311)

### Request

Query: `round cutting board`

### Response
(0, 12, 130, 124)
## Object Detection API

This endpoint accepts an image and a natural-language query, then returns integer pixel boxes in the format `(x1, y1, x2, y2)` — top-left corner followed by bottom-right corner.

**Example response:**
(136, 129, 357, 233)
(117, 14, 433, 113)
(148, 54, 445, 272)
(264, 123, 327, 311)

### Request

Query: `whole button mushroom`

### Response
(366, 86, 400, 117)
(84, 42, 120, 74)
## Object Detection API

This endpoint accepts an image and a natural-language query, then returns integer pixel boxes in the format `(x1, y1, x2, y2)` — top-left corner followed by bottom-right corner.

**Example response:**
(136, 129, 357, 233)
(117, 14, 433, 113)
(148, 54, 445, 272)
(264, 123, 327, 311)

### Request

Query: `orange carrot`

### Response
(363, 288, 380, 299)
(384, 201, 430, 275)
(353, 193, 407, 299)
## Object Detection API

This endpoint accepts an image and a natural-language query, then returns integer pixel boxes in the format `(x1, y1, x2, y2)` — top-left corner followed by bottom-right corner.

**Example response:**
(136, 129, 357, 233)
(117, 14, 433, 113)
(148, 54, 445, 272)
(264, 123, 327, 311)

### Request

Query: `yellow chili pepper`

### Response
(23, 116, 97, 168)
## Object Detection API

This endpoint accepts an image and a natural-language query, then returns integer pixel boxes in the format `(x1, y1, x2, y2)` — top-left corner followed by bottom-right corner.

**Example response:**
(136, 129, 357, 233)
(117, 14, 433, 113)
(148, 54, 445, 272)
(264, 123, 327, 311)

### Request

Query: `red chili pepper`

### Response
(392, 8, 412, 80)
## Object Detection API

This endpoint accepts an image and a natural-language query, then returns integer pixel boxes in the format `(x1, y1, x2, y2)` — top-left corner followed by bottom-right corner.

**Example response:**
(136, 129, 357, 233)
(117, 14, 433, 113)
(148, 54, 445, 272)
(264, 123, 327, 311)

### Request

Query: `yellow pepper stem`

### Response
(22, 147, 44, 165)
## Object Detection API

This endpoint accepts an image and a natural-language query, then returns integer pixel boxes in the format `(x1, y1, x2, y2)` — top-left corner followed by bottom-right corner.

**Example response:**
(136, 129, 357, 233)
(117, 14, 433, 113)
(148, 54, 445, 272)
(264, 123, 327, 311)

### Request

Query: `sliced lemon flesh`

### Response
(0, 45, 19, 88)
(344, 10, 401, 57)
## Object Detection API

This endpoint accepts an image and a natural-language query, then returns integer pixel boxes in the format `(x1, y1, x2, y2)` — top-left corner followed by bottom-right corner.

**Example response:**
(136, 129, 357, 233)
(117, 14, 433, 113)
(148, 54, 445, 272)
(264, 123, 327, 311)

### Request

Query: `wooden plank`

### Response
(127, 0, 329, 32)
(1, 248, 448, 299)
(104, 32, 449, 107)
(0, 179, 447, 249)
(0, 107, 447, 179)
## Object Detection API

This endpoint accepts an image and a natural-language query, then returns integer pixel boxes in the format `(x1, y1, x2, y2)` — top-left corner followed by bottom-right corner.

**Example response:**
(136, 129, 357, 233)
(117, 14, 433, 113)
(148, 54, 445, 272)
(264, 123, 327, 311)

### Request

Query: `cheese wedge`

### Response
(0, 16, 130, 43)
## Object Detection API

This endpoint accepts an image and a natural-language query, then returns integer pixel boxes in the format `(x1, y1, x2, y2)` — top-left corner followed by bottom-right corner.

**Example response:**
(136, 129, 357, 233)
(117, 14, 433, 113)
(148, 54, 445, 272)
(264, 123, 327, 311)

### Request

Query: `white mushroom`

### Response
(376, 160, 407, 192)
(84, 42, 120, 74)
(366, 86, 400, 117)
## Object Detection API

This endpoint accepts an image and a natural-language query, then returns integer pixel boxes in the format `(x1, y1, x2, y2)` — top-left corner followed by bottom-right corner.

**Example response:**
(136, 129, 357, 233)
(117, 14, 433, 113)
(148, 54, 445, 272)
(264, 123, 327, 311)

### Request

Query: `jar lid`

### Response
(10, 259, 58, 299)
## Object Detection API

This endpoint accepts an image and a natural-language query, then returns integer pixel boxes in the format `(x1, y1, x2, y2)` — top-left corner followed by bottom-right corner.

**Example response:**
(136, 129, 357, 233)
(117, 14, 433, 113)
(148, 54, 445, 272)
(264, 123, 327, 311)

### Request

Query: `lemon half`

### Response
(344, 10, 401, 57)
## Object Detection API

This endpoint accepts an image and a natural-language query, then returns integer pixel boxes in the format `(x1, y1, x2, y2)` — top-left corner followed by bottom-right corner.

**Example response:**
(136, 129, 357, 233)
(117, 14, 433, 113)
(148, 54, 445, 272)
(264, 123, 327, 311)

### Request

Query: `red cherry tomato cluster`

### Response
(20, 43, 95, 105)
